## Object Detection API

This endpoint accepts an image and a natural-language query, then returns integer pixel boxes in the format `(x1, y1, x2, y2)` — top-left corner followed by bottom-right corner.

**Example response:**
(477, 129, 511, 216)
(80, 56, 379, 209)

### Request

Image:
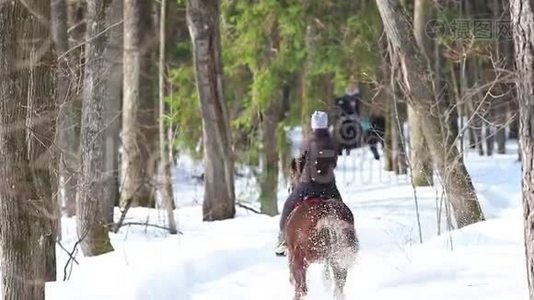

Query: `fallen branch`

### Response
(62, 229, 89, 281)
(118, 222, 183, 234)
(57, 240, 79, 265)
(237, 202, 261, 214)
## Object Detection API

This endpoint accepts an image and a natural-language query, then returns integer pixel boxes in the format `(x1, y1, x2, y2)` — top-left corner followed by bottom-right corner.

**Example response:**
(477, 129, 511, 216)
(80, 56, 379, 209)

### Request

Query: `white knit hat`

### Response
(311, 111, 328, 130)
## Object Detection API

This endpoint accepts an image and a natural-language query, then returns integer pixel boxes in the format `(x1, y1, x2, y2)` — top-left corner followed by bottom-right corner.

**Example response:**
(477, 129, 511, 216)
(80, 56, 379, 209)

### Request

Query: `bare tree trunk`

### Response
(495, 108, 506, 154)
(384, 99, 394, 171)
(279, 83, 292, 183)
(258, 15, 281, 216)
(379, 35, 394, 172)
(491, 99, 511, 154)
(0, 0, 58, 296)
(122, 0, 158, 208)
(467, 127, 476, 149)
(450, 62, 465, 153)
(51, 1, 70, 220)
(164, 0, 182, 171)
(509, 100, 519, 139)
(50, 0, 71, 269)
(77, 0, 114, 256)
(485, 111, 495, 157)
(436, 0, 459, 146)
(510, 1, 534, 298)
(508, 101, 519, 140)
(410, 0, 433, 186)
(391, 106, 407, 174)
(24, 0, 59, 284)
(158, 0, 178, 234)
(321, 73, 335, 107)
(300, 23, 316, 139)
(376, 0, 485, 228)
(492, 0, 510, 155)
(102, 0, 123, 226)
(459, 0, 476, 154)
(391, 68, 407, 175)
(407, 107, 433, 184)
(460, 0, 487, 156)
(27, 13, 64, 289)
(61, 0, 85, 217)
(138, 0, 159, 205)
(472, 111, 485, 155)
(466, 59, 486, 156)
(468, 0, 493, 156)
(187, 0, 236, 221)
(413, 0, 432, 56)
(260, 95, 282, 216)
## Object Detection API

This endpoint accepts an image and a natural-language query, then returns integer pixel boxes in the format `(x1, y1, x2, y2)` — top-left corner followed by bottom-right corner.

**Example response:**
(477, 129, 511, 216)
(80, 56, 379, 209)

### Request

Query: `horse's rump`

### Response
(286, 198, 358, 264)
(314, 213, 358, 270)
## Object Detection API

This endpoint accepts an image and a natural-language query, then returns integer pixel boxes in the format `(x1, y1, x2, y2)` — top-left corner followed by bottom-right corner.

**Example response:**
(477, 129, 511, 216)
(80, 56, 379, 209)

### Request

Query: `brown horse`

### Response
(285, 158, 359, 300)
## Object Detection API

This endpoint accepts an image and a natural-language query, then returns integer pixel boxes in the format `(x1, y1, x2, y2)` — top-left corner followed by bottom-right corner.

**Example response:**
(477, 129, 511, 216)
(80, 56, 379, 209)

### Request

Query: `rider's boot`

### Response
(274, 231, 287, 256)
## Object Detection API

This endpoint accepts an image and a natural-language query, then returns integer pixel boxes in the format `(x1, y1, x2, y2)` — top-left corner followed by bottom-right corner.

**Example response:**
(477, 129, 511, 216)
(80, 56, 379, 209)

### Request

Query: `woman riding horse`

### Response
(284, 160, 358, 299)
(275, 111, 342, 256)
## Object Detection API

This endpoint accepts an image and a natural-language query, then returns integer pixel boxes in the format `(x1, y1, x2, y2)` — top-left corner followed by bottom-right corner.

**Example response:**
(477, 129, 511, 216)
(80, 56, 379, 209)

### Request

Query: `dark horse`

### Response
(331, 103, 385, 160)
(285, 158, 359, 300)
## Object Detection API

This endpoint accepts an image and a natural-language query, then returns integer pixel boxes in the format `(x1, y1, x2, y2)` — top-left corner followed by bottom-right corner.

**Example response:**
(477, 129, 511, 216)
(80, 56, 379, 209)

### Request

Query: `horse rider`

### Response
(336, 80, 362, 118)
(332, 80, 365, 154)
(275, 111, 342, 256)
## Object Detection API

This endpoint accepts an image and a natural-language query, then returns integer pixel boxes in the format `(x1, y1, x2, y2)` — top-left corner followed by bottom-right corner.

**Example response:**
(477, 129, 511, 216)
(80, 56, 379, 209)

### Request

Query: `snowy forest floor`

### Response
(47, 131, 526, 300)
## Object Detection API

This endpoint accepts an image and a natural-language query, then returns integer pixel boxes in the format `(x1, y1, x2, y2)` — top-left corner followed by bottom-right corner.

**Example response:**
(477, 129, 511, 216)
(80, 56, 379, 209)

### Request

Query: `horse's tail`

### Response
(316, 216, 342, 251)
(316, 214, 359, 269)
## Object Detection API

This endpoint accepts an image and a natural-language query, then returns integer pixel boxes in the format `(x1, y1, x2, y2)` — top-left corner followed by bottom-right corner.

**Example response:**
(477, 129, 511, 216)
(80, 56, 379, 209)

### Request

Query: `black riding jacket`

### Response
(298, 129, 339, 185)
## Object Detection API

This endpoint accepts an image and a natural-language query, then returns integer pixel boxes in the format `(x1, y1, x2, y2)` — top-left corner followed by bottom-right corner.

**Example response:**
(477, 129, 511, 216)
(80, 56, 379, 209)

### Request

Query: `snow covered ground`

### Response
(46, 134, 527, 300)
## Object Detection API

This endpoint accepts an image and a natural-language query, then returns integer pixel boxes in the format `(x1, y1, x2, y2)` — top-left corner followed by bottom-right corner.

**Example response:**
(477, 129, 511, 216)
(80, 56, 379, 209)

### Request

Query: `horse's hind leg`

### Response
(290, 254, 308, 299)
(369, 143, 380, 160)
(331, 263, 348, 300)
(322, 262, 332, 290)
